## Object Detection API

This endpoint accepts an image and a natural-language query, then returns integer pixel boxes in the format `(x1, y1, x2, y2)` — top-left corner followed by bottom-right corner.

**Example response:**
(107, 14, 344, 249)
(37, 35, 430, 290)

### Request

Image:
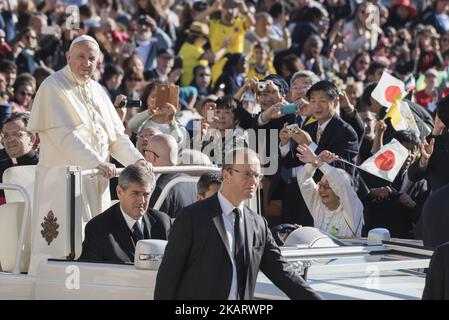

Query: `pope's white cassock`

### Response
(28, 65, 143, 221)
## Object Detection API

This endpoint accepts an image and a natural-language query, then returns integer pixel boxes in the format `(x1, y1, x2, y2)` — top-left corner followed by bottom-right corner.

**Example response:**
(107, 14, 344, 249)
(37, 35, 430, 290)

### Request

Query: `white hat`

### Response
(69, 35, 99, 51)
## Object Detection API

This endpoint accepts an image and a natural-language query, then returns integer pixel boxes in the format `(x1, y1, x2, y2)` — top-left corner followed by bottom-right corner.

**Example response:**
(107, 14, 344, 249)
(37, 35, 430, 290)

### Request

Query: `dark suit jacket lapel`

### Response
(209, 194, 233, 261)
(243, 207, 254, 267)
(304, 121, 318, 143)
(142, 212, 155, 239)
(111, 205, 136, 258)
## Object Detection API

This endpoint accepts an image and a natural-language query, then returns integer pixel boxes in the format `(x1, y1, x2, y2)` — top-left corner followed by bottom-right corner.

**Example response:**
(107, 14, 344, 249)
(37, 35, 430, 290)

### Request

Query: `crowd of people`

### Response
(1, 0, 449, 299)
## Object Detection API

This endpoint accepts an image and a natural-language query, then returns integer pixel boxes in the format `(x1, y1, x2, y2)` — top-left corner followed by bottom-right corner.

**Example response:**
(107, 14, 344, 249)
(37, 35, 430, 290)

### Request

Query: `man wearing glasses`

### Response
(144, 134, 197, 218)
(155, 147, 322, 300)
(0, 113, 38, 204)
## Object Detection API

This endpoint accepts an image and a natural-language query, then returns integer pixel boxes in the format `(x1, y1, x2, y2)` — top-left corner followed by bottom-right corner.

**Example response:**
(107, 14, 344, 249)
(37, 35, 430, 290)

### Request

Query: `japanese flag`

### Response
(359, 139, 409, 182)
(371, 71, 406, 108)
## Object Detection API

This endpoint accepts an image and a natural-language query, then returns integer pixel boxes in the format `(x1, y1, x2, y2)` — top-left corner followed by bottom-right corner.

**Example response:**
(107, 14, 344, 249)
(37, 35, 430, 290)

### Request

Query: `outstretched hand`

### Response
(318, 150, 338, 163)
(296, 144, 318, 164)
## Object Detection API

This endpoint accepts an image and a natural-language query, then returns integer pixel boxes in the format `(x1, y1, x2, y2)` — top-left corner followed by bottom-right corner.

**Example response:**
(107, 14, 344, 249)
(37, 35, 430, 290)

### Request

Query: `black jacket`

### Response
(421, 183, 449, 248)
(422, 241, 449, 300)
(154, 193, 322, 300)
(281, 114, 359, 171)
(408, 131, 449, 192)
(79, 203, 171, 263)
(149, 173, 197, 218)
(380, 100, 434, 144)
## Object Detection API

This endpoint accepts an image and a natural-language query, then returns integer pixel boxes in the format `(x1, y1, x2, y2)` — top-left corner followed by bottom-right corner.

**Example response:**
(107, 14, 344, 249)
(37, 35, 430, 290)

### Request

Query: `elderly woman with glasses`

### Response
(296, 146, 364, 238)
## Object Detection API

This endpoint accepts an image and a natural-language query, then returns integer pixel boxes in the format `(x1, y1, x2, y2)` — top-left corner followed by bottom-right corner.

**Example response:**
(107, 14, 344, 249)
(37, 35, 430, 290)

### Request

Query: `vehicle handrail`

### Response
(153, 176, 199, 211)
(0, 183, 32, 275)
(79, 165, 221, 177)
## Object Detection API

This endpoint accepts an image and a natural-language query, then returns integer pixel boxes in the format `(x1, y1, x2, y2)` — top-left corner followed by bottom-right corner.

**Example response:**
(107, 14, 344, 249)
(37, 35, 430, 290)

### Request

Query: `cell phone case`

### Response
(155, 84, 179, 110)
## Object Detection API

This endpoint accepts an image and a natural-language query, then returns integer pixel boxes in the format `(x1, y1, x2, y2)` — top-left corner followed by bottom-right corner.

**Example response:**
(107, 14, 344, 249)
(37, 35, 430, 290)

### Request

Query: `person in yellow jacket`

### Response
(195, 0, 255, 84)
(178, 21, 229, 86)
(246, 42, 276, 80)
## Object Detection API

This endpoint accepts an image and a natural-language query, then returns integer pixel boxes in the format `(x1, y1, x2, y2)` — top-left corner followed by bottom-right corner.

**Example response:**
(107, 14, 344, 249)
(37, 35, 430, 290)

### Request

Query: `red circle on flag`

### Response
(385, 86, 402, 103)
(374, 150, 396, 171)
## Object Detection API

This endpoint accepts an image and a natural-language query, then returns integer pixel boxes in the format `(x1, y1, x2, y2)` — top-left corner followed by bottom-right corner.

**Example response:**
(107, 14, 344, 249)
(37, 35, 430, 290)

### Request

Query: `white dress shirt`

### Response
(120, 206, 144, 234)
(217, 190, 245, 300)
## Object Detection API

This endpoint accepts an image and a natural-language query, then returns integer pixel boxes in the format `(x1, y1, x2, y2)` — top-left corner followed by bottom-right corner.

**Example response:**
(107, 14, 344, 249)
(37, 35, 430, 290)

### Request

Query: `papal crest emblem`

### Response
(41, 211, 59, 245)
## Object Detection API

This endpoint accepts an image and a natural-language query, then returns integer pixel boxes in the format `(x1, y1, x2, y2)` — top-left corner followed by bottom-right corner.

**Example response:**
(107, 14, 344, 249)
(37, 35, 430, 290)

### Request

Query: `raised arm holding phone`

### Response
(127, 81, 189, 148)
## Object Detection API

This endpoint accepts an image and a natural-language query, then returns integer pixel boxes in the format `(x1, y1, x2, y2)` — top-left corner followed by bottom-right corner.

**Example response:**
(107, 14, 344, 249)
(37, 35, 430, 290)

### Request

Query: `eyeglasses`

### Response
(1, 130, 30, 141)
(318, 180, 331, 190)
(138, 134, 152, 140)
(144, 149, 159, 158)
(291, 85, 310, 91)
(227, 168, 263, 181)
(18, 91, 34, 97)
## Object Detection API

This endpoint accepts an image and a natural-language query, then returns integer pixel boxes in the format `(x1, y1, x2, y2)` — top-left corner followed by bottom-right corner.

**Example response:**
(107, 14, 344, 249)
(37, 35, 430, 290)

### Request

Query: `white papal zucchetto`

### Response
(69, 35, 99, 51)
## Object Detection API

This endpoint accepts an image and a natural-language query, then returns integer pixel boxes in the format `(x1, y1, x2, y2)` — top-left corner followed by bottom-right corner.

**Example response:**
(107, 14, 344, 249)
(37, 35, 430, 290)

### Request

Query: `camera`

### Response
(286, 123, 299, 133)
(117, 100, 142, 108)
(258, 81, 267, 91)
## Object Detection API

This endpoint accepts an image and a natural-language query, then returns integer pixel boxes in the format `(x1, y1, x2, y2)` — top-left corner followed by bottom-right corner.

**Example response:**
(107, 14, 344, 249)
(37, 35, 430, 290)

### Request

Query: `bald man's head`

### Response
(145, 134, 178, 166)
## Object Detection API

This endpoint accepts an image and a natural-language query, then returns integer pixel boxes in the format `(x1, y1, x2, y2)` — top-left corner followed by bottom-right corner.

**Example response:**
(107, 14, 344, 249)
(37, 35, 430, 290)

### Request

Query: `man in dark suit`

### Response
(79, 164, 171, 263)
(281, 81, 359, 169)
(256, 72, 318, 226)
(279, 81, 359, 224)
(145, 134, 197, 218)
(154, 148, 322, 300)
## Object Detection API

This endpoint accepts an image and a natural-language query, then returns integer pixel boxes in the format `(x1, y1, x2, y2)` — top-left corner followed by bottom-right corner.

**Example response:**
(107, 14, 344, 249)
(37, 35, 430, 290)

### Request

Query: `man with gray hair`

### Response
(28, 35, 148, 226)
(145, 134, 197, 218)
(79, 164, 171, 263)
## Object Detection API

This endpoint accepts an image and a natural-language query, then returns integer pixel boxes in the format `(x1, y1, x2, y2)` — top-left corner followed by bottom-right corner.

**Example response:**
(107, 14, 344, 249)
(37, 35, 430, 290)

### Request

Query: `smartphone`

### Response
(206, 105, 215, 122)
(280, 103, 299, 114)
(155, 83, 179, 110)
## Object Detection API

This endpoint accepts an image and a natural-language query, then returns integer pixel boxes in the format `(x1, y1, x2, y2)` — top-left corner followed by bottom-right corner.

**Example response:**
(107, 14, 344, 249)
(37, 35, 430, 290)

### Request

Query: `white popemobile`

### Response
(0, 165, 432, 300)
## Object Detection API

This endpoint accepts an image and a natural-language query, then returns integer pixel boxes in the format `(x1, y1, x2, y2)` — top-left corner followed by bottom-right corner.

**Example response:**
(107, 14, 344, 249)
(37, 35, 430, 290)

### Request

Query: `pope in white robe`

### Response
(28, 36, 146, 220)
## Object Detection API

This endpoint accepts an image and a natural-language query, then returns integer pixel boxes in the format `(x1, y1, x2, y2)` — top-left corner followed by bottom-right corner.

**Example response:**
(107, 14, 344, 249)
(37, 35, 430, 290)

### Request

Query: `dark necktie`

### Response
(132, 221, 144, 244)
(233, 208, 246, 300)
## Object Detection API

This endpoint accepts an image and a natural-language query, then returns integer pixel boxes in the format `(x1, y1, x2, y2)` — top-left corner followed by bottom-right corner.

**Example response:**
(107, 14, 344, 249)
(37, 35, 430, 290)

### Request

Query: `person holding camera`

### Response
(127, 81, 189, 149)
